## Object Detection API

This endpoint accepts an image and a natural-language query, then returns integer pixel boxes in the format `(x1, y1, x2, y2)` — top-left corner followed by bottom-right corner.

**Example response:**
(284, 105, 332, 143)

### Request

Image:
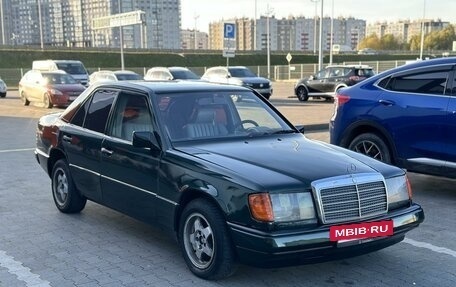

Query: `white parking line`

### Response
(0, 148, 35, 153)
(0, 250, 51, 287)
(404, 238, 456, 258)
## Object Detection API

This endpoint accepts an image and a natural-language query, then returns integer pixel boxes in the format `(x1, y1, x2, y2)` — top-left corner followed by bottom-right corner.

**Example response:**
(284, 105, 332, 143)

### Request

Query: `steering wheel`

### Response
(234, 119, 259, 132)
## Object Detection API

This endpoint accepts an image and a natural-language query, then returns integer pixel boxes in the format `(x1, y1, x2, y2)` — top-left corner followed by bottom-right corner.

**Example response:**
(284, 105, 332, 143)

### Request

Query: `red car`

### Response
(19, 70, 86, 108)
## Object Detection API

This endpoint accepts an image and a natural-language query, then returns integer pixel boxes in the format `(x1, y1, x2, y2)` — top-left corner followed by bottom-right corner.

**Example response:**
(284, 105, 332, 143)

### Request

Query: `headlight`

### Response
(249, 192, 316, 222)
(385, 175, 411, 210)
(49, 89, 63, 96)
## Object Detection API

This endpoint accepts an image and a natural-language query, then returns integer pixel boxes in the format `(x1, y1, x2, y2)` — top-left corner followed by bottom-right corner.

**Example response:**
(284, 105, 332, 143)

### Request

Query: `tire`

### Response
(43, 93, 53, 108)
(51, 159, 87, 213)
(296, 86, 309, 102)
(0, 93, 5, 98)
(348, 133, 392, 164)
(20, 91, 30, 106)
(178, 198, 237, 280)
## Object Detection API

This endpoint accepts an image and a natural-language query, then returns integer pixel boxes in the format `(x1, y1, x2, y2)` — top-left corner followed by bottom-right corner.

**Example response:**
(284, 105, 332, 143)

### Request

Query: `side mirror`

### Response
(295, 125, 305, 134)
(132, 131, 161, 151)
(226, 74, 231, 78)
(308, 75, 314, 80)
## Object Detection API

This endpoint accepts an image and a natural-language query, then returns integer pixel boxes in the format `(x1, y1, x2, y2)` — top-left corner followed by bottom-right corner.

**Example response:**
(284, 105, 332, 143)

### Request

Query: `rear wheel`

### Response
(348, 133, 392, 164)
(51, 159, 86, 213)
(179, 199, 237, 280)
(296, 86, 309, 102)
(43, 93, 53, 108)
(20, 91, 30, 106)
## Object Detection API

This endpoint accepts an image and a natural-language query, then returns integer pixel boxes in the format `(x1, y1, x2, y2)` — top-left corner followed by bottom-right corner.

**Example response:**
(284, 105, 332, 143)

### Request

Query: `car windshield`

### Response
(170, 70, 200, 80)
(42, 73, 78, 85)
(115, 73, 142, 81)
(228, 68, 257, 78)
(56, 63, 87, 75)
(156, 90, 294, 142)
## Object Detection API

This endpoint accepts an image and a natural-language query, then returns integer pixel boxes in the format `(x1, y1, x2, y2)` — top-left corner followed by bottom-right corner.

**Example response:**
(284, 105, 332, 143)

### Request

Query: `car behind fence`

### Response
(0, 60, 409, 87)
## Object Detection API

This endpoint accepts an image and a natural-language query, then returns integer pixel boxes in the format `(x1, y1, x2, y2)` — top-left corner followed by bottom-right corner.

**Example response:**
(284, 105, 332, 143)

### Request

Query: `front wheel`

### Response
(51, 159, 86, 213)
(43, 93, 53, 108)
(20, 91, 30, 106)
(348, 133, 392, 164)
(179, 199, 237, 280)
(296, 86, 309, 102)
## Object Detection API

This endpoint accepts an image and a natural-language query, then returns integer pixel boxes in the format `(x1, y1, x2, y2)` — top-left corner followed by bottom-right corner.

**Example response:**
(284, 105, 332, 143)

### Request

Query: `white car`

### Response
(144, 67, 200, 81)
(0, 78, 7, 98)
(89, 70, 142, 85)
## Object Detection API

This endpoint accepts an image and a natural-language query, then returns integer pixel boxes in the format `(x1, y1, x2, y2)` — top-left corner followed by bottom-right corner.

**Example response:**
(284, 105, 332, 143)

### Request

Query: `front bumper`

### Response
(228, 204, 424, 268)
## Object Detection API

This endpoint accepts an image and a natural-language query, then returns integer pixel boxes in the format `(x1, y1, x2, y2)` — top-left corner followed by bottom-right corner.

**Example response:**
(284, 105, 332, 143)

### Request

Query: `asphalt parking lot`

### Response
(0, 84, 455, 287)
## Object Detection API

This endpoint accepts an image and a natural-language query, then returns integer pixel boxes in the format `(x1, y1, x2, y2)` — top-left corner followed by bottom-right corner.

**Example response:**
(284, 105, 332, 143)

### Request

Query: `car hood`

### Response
(175, 135, 391, 191)
(235, 77, 270, 84)
(51, 84, 86, 92)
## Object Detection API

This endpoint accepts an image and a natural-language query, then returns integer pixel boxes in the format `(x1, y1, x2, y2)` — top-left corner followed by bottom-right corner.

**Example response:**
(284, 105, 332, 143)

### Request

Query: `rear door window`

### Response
(386, 66, 452, 96)
(83, 90, 117, 133)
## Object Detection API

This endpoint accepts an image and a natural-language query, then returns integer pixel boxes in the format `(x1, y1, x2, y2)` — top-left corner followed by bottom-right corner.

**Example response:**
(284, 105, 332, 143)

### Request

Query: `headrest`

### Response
(195, 109, 216, 123)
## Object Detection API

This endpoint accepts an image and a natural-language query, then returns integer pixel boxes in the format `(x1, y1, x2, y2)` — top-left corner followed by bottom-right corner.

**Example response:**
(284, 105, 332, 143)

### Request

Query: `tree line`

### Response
(358, 24, 456, 51)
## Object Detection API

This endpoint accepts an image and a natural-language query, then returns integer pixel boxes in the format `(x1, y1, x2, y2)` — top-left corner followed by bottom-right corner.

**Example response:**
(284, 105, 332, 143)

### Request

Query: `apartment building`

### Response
(181, 29, 208, 50)
(367, 19, 449, 43)
(0, 0, 181, 49)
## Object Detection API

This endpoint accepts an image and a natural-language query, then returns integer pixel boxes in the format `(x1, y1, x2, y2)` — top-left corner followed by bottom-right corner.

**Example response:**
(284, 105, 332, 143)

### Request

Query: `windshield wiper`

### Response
(271, 130, 298, 135)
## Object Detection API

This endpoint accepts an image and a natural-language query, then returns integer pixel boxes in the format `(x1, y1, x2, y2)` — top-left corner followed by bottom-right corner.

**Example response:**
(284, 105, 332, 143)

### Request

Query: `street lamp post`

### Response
(329, 0, 334, 65)
(37, 0, 44, 49)
(118, 0, 124, 70)
(318, 0, 324, 71)
(419, 0, 426, 60)
(310, 0, 320, 55)
(194, 15, 199, 50)
(0, 0, 5, 45)
(265, 4, 274, 79)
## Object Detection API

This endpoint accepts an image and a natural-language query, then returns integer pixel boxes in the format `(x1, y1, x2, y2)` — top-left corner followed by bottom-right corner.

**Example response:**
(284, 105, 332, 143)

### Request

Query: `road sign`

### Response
(92, 10, 145, 30)
(223, 50, 235, 58)
(224, 23, 236, 39)
(286, 53, 292, 63)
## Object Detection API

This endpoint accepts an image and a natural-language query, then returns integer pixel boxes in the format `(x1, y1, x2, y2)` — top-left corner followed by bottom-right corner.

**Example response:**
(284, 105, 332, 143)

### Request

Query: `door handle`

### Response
(101, 147, 113, 156)
(378, 99, 395, 106)
(62, 135, 72, 143)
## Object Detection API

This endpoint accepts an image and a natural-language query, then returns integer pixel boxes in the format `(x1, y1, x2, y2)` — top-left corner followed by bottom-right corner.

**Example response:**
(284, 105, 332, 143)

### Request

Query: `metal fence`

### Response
(0, 60, 409, 87)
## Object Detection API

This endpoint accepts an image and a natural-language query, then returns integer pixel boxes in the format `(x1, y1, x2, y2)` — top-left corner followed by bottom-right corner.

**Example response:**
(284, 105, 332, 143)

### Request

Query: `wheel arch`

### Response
(47, 148, 67, 177)
(340, 120, 398, 164)
(173, 187, 227, 234)
(295, 83, 309, 95)
(334, 84, 348, 92)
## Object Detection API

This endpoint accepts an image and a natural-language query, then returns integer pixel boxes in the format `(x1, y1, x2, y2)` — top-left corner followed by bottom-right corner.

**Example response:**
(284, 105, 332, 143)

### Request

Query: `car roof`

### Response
(113, 70, 139, 75)
(93, 80, 250, 94)
(326, 65, 372, 69)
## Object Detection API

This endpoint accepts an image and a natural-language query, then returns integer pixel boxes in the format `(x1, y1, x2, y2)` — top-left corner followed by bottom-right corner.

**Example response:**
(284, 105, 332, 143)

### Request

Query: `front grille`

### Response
(252, 83, 270, 89)
(312, 173, 388, 224)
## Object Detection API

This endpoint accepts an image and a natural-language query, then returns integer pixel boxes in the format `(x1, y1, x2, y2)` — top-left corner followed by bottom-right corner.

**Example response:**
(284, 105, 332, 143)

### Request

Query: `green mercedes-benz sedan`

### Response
(35, 81, 424, 280)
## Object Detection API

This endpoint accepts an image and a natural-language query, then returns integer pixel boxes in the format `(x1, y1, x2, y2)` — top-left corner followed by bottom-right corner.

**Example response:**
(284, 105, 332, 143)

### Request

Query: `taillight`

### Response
(336, 93, 351, 107)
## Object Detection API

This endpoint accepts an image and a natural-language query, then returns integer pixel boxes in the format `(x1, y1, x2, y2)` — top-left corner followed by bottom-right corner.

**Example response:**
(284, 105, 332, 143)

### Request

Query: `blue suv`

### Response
(330, 57, 456, 178)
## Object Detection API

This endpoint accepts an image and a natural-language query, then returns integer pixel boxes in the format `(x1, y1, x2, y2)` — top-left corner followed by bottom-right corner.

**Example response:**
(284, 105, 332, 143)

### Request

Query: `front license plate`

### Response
(329, 220, 393, 242)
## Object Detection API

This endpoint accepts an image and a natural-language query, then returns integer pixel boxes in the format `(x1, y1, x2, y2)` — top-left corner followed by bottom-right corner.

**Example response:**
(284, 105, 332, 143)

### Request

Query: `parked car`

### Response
(330, 57, 456, 178)
(35, 81, 423, 280)
(89, 70, 142, 85)
(202, 66, 272, 100)
(294, 65, 375, 101)
(144, 67, 200, 81)
(358, 48, 378, 55)
(33, 59, 89, 86)
(0, 78, 7, 97)
(19, 70, 86, 108)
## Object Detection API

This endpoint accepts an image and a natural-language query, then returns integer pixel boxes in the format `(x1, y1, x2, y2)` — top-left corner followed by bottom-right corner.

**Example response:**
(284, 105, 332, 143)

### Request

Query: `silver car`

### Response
(0, 78, 7, 98)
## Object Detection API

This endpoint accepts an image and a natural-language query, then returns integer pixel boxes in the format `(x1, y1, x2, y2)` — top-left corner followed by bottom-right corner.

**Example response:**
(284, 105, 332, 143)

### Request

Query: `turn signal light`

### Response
(405, 175, 413, 199)
(248, 193, 274, 222)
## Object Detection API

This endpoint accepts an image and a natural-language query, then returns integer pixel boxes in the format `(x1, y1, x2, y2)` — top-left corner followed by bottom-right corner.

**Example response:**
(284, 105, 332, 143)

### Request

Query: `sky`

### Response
(181, 0, 456, 33)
